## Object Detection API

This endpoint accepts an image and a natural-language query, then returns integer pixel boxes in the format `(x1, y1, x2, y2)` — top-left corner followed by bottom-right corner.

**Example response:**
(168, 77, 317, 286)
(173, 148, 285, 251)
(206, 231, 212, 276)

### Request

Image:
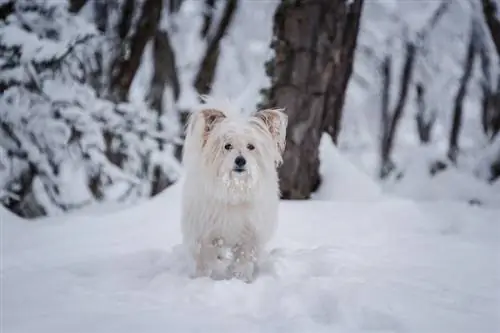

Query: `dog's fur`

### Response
(180, 100, 287, 282)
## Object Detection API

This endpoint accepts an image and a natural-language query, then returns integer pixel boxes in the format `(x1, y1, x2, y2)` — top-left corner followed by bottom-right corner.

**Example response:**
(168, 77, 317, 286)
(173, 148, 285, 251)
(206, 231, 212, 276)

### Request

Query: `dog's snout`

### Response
(234, 156, 246, 167)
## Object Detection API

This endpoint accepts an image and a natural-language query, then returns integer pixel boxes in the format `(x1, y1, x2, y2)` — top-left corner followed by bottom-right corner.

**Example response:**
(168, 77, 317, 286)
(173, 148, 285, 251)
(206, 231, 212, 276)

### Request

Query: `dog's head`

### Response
(183, 105, 287, 203)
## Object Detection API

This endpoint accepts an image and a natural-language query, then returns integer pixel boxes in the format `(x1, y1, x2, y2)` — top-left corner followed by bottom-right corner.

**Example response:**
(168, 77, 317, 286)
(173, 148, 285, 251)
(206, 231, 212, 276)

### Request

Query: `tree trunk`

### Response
(260, 0, 364, 199)
(201, 0, 217, 39)
(448, 25, 476, 163)
(146, 28, 181, 196)
(378, 41, 417, 178)
(377, 1, 449, 178)
(193, 0, 238, 96)
(414, 82, 436, 144)
(107, 0, 162, 102)
(379, 54, 394, 178)
(322, 0, 364, 143)
(146, 29, 180, 114)
(480, 0, 500, 140)
(482, 0, 500, 54)
(68, 0, 87, 13)
(168, 0, 184, 14)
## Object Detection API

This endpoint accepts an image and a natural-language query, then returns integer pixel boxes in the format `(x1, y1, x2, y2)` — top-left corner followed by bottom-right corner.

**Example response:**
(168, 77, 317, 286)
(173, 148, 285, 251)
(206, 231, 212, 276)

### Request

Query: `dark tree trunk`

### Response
(379, 54, 394, 178)
(482, 0, 500, 54)
(0, 1, 14, 21)
(480, 0, 500, 140)
(93, 0, 109, 33)
(150, 165, 174, 196)
(107, 0, 162, 102)
(194, 0, 238, 96)
(414, 82, 436, 144)
(3, 163, 46, 219)
(146, 29, 180, 114)
(379, 41, 417, 178)
(68, 0, 87, 13)
(201, 0, 217, 39)
(480, 0, 500, 182)
(260, 0, 364, 199)
(322, 0, 364, 143)
(377, 1, 450, 178)
(448, 26, 476, 163)
(146, 28, 181, 196)
(168, 0, 184, 14)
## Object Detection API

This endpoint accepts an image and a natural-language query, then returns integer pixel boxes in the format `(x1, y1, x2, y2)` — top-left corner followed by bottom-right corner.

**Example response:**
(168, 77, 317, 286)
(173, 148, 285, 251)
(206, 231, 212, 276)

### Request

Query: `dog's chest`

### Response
(208, 204, 253, 236)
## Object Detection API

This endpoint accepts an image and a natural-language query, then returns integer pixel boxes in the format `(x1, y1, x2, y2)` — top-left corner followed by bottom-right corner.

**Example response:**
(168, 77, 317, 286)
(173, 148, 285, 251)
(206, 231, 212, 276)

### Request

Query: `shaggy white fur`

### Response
(180, 98, 287, 283)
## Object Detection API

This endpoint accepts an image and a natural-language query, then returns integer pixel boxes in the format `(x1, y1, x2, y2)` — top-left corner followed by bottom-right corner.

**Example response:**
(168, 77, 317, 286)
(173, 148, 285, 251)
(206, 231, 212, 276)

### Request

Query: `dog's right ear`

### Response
(186, 108, 226, 146)
(200, 109, 226, 143)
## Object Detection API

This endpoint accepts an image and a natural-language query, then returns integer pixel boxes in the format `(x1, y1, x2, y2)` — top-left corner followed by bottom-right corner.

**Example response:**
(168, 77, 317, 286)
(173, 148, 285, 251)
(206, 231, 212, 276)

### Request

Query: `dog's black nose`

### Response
(234, 156, 246, 167)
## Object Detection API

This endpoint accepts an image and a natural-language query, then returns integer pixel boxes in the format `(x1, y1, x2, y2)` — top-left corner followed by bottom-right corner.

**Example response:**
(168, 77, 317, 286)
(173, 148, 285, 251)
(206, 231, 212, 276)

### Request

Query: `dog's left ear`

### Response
(254, 108, 288, 155)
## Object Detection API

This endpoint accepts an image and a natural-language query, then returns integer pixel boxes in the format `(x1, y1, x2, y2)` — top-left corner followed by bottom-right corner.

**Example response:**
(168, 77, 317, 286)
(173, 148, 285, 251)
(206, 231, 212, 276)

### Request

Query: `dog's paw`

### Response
(190, 264, 212, 279)
(231, 261, 257, 283)
(212, 237, 225, 248)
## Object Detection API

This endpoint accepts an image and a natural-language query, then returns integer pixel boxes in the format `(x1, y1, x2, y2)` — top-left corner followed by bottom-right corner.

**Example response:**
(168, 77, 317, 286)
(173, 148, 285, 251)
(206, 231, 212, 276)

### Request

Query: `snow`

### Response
(313, 134, 384, 201)
(2, 139, 500, 333)
(2, 1, 500, 331)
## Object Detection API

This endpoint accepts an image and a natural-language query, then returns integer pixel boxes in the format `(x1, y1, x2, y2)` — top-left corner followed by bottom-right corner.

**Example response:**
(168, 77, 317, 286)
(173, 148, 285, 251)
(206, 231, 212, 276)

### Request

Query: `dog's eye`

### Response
(224, 143, 233, 150)
(247, 143, 255, 151)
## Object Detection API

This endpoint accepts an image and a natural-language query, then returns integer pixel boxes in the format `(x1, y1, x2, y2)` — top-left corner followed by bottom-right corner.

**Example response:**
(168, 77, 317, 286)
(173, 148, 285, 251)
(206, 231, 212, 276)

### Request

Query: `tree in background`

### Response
(479, 0, 500, 182)
(0, 0, 241, 218)
(480, 0, 500, 141)
(260, 0, 364, 199)
(0, 0, 181, 217)
(378, 1, 451, 178)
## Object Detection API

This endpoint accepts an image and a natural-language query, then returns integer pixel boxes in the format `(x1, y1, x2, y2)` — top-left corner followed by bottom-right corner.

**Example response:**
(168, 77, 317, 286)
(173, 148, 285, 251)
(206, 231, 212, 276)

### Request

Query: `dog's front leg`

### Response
(193, 236, 233, 279)
(192, 237, 216, 278)
(231, 226, 259, 283)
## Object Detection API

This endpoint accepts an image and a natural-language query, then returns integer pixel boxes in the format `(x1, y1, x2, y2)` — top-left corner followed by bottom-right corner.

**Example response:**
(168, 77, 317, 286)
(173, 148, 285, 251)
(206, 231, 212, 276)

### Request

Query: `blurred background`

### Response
(1, 0, 499, 219)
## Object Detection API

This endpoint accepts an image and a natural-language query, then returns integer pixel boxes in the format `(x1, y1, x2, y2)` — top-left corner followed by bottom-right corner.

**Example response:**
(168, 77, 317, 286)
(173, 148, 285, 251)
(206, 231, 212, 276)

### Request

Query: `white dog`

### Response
(180, 100, 287, 283)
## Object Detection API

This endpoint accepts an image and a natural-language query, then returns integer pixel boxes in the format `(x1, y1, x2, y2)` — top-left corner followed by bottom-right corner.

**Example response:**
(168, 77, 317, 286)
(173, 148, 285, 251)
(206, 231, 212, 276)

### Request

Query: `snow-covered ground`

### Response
(2, 139, 499, 332)
(2, 1, 500, 331)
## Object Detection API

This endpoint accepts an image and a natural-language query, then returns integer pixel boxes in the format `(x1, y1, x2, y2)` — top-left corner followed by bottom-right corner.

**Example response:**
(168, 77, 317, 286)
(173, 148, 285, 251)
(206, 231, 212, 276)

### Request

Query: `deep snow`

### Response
(2, 140, 500, 333)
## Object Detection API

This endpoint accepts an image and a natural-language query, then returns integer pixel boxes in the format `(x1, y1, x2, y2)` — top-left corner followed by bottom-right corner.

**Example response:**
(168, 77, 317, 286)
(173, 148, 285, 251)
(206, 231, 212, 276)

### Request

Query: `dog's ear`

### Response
(254, 108, 288, 155)
(200, 108, 226, 143)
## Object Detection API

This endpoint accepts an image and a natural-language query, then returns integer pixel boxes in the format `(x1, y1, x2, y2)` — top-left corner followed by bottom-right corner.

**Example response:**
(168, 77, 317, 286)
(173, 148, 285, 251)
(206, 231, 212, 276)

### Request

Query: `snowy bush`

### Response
(0, 0, 181, 218)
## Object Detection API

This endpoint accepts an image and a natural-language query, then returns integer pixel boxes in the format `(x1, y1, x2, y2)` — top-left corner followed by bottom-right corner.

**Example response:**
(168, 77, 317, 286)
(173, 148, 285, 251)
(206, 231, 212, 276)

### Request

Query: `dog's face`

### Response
(183, 107, 287, 203)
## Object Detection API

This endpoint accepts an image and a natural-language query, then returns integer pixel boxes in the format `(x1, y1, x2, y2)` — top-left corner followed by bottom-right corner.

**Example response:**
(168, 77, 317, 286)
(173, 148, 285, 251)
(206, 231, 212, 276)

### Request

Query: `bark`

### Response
(478, 40, 500, 140)
(145, 29, 181, 196)
(377, 1, 450, 178)
(194, 0, 238, 96)
(414, 82, 436, 144)
(201, 0, 217, 39)
(261, 0, 364, 199)
(117, 0, 135, 40)
(448, 26, 476, 163)
(0, 0, 14, 21)
(379, 55, 394, 178)
(150, 165, 174, 196)
(93, 0, 109, 33)
(146, 29, 180, 114)
(107, 0, 162, 102)
(379, 41, 417, 178)
(168, 0, 184, 14)
(481, 0, 500, 54)
(480, 0, 500, 140)
(322, 0, 364, 143)
(68, 0, 87, 13)
(481, 0, 500, 181)
(3, 163, 46, 219)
